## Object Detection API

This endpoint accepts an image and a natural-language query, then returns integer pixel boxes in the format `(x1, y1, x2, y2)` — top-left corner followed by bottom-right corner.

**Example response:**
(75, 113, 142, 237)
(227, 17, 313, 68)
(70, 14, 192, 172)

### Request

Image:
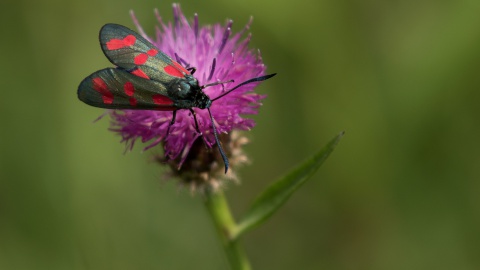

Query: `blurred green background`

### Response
(1, 0, 480, 269)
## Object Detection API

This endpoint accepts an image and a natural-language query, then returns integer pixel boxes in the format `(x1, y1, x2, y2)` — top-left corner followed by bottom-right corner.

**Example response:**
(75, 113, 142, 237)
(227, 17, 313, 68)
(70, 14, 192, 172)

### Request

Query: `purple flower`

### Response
(108, 4, 271, 182)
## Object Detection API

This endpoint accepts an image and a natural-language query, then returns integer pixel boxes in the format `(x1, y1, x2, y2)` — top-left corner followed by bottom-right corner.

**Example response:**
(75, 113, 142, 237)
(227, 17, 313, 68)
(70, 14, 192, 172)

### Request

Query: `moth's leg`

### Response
(165, 109, 177, 139)
(189, 108, 201, 135)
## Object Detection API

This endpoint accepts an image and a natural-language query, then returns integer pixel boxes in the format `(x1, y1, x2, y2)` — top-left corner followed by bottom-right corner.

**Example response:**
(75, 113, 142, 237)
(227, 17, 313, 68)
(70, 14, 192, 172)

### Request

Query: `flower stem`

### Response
(204, 190, 251, 270)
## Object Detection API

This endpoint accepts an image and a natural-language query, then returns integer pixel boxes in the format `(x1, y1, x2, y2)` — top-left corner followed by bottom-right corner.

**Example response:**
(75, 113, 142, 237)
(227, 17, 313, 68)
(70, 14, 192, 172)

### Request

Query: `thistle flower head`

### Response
(109, 4, 271, 190)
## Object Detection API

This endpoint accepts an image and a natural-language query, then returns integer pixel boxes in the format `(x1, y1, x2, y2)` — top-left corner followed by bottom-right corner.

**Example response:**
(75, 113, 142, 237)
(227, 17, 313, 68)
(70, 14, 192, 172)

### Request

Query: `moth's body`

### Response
(165, 74, 212, 110)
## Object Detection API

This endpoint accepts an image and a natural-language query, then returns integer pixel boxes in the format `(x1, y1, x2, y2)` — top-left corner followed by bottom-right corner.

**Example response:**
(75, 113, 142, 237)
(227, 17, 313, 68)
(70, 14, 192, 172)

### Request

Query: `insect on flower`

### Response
(78, 23, 276, 173)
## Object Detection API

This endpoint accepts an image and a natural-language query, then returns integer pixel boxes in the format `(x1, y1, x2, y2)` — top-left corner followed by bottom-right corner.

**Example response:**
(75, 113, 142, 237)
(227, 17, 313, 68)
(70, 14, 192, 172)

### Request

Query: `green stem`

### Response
(204, 190, 251, 270)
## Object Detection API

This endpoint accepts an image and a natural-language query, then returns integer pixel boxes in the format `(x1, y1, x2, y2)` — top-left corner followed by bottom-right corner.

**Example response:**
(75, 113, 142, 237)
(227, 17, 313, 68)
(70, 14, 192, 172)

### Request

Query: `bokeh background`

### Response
(2, 0, 480, 269)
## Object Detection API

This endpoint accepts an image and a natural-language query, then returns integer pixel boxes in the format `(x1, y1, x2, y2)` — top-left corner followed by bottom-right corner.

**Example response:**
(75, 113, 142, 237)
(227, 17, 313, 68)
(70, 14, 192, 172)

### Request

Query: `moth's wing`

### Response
(99, 23, 190, 83)
(78, 68, 176, 111)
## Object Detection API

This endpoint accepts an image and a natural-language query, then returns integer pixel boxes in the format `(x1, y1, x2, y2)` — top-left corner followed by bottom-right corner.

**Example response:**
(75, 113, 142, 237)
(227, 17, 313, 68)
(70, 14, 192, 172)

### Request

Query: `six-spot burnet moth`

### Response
(78, 24, 276, 173)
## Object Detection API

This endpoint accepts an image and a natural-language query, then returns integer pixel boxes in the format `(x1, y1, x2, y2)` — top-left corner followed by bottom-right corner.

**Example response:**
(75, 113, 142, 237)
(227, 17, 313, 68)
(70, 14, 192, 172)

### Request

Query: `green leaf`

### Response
(234, 132, 344, 239)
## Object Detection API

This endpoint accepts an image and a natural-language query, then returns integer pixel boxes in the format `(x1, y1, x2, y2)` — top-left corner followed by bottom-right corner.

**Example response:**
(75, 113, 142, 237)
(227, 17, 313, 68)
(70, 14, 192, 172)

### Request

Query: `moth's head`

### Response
(195, 93, 212, 109)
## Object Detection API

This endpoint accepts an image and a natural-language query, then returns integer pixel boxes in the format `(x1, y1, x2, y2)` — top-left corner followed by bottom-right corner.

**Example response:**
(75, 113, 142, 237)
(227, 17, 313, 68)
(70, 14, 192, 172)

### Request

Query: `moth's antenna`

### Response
(212, 73, 276, 101)
(202, 80, 234, 89)
(207, 108, 229, 173)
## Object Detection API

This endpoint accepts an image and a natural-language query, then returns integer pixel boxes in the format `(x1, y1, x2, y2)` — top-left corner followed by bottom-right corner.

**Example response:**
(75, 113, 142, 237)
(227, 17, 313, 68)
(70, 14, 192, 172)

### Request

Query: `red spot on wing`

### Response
(173, 61, 189, 74)
(106, 35, 137, 50)
(103, 96, 113, 104)
(134, 53, 148, 65)
(124, 81, 134, 96)
(131, 68, 150, 79)
(92, 77, 113, 104)
(147, 49, 158, 56)
(129, 97, 137, 106)
(105, 39, 124, 50)
(134, 49, 158, 66)
(152, 94, 174, 106)
(92, 77, 107, 91)
(164, 65, 184, 78)
(123, 35, 136, 46)
(164, 61, 190, 78)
